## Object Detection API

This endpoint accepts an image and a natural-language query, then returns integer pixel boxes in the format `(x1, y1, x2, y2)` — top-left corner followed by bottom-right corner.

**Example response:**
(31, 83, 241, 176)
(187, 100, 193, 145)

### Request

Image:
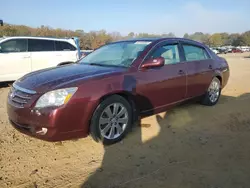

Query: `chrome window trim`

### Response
(13, 82, 36, 94)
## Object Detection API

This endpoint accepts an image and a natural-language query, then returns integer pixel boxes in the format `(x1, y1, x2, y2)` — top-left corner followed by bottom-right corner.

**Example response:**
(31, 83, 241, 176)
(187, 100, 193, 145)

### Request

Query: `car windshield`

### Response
(79, 41, 151, 67)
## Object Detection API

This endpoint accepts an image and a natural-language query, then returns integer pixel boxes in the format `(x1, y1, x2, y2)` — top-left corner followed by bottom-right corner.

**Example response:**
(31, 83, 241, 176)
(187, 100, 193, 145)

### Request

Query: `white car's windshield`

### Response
(79, 41, 151, 67)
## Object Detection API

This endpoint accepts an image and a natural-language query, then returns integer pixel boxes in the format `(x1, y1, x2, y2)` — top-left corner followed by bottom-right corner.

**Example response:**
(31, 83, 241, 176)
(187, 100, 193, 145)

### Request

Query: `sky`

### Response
(0, 0, 249, 37)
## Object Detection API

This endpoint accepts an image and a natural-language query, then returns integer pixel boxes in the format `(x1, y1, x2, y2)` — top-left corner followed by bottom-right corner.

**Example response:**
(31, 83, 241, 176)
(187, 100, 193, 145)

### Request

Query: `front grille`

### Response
(8, 84, 36, 108)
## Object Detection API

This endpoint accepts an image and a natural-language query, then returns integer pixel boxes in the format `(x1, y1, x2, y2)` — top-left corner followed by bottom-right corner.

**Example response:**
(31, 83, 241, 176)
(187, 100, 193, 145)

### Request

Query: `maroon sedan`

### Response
(7, 38, 230, 144)
(232, 48, 243, 53)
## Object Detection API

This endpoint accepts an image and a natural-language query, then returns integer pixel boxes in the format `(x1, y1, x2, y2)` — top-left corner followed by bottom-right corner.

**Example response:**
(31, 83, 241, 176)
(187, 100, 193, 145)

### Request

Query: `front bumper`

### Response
(7, 100, 91, 142)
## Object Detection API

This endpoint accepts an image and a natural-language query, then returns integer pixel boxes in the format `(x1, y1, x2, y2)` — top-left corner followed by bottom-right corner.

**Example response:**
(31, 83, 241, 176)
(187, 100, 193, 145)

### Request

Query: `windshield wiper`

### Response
(88, 62, 107, 67)
(88, 62, 127, 68)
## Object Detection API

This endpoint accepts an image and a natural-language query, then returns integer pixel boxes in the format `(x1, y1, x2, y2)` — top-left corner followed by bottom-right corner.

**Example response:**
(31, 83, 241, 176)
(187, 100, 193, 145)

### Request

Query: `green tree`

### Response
(127, 32, 135, 38)
(110, 32, 122, 41)
(241, 31, 250, 46)
(227, 33, 240, 46)
(183, 33, 189, 38)
(209, 33, 223, 47)
(232, 36, 246, 46)
(1, 23, 249, 49)
(0, 24, 18, 36)
(220, 32, 229, 45)
(162, 32, 175, 37)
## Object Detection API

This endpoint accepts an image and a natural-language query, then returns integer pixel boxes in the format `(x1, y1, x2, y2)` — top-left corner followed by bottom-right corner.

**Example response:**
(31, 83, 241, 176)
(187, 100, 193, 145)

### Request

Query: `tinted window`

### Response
(0, 39, 27, 53)
(183, 45, 209, 61)
(150, 44, 180, 65)
(55, 41, 76, 51)
(28, 39, 54, 52)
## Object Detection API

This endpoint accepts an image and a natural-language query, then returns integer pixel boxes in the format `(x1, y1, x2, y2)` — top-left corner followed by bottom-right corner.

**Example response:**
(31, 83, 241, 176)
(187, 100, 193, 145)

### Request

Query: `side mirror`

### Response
(141, 57, 165, 69)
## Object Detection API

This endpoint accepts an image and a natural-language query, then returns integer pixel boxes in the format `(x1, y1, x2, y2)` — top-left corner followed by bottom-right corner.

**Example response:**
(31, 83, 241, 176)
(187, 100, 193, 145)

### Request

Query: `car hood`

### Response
(15, 64, 126, 93)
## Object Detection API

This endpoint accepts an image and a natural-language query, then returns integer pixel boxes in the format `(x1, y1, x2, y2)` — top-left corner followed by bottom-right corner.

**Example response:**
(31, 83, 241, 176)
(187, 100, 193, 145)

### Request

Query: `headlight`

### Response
(35, 87, 78, 108)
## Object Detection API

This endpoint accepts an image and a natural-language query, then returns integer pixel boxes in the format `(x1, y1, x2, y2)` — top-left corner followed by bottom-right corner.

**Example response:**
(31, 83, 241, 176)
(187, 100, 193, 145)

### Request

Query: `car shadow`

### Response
(81, 80, 250, 188)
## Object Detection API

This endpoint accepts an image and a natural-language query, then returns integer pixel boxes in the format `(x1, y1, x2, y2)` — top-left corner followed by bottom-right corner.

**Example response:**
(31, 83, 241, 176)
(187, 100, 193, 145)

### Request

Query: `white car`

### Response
(210, 48, 219, 54)
(241, 46, 249, 52)
(0, 36, 81, 82)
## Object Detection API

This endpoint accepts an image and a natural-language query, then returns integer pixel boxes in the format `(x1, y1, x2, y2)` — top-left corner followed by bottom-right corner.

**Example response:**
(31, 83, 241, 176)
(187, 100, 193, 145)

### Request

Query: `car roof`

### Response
(0, 36, 75, 42)
(112, 37, 206, 46)
(119, 37, 162, 42)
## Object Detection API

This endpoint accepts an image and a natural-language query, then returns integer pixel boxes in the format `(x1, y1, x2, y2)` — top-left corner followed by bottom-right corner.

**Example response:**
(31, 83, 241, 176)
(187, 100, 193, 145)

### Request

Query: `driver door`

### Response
(136, 41, 187, 113)
(0, 39, 31, 81)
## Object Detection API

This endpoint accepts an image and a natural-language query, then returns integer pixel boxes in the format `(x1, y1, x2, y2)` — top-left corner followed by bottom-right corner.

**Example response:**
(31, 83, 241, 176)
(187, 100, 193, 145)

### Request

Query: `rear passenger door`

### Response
(28, 39, 56, 71)
(55, 41, 78, 63)
(180, 42, 214, 98)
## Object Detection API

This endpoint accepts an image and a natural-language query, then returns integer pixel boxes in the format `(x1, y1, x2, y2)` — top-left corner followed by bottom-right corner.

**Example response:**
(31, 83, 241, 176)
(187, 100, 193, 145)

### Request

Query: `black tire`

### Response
(90, 95, 132, 145)
(201, 77, 221, 106)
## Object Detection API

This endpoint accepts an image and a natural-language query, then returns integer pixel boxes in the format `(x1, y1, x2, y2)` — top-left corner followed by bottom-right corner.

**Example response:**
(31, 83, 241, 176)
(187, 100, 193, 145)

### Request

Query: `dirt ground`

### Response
(1, 53, 250, 188)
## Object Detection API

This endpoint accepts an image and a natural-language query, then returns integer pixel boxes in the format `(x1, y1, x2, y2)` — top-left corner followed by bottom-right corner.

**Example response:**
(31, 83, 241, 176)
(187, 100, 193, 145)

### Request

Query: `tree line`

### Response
(184, 32, 250, 47)
(0, 24, 249, 49)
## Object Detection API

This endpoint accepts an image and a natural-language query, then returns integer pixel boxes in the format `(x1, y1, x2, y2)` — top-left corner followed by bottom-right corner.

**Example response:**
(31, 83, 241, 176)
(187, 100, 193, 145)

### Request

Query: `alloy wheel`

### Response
(208, 79, 220, 103)
(99, 103, 129, 140)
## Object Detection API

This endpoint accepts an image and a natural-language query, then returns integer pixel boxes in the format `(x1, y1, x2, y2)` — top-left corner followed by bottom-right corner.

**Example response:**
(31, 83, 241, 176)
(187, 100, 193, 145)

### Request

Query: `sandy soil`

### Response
(1, 53, 250, 188)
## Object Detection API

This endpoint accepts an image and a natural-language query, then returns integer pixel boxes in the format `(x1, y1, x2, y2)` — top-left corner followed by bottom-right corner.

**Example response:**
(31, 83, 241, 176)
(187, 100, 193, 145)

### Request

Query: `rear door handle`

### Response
(208, 65, 213, 69)
(178, 70, 185, 75)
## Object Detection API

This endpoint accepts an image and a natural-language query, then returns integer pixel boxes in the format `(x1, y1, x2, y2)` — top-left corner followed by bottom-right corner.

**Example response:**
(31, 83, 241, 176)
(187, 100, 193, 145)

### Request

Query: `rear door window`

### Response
(55, 41, 76, 51)
(28, 39, 55, 52)
(0, 39, 28, 53)
(182, 44, 210, 61)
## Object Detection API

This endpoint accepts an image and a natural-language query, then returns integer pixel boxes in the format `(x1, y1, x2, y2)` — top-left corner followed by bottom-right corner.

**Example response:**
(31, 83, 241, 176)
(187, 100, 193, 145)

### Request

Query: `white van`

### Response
(0, 36, 81, 82)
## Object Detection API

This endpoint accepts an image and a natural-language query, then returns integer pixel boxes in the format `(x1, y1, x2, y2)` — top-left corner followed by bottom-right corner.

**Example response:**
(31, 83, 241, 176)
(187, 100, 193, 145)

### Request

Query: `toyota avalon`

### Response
(7, 38, 230, 144)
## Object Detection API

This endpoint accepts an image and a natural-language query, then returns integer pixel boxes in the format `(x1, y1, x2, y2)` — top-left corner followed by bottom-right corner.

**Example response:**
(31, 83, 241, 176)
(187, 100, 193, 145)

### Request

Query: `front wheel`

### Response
(90, 95, 132, 145)
(201, 77, 221, 106)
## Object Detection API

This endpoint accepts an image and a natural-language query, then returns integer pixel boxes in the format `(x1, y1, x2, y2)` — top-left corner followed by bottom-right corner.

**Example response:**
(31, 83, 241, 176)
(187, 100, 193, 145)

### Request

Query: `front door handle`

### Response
(208, 65, 213, 69)
(178, 70, 185, 75)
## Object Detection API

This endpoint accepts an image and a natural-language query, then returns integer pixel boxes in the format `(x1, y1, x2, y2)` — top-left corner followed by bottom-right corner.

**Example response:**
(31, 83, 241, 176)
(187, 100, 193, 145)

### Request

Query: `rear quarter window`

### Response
(55, 41, 76, 51)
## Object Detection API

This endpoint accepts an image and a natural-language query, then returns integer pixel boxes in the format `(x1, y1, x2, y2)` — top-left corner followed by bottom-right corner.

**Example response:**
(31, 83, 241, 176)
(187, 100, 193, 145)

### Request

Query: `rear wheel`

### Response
(90, 95, 132, 145)
(201, 77, 221, 106)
